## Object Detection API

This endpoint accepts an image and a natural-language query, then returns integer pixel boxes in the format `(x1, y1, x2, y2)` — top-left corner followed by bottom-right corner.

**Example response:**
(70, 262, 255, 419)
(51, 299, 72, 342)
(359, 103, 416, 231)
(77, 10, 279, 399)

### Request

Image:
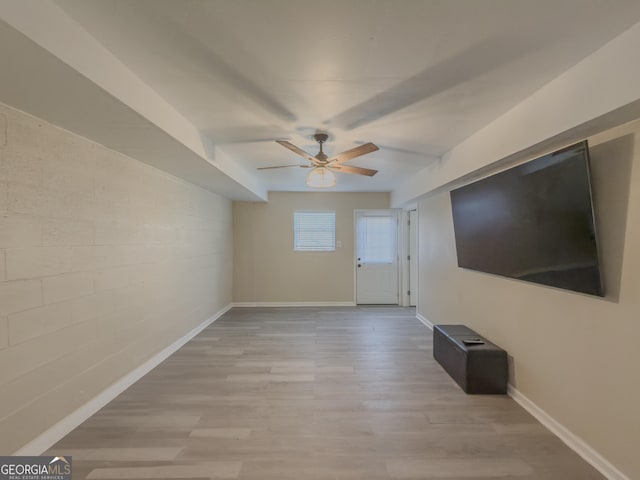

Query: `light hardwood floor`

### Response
(47, 307, 604, 479)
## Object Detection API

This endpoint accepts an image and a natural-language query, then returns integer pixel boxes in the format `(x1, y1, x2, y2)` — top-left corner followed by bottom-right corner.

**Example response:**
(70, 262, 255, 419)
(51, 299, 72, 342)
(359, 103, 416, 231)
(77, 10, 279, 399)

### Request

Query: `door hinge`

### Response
(407, 290, 411, 296)
(407, 255, 411, 261)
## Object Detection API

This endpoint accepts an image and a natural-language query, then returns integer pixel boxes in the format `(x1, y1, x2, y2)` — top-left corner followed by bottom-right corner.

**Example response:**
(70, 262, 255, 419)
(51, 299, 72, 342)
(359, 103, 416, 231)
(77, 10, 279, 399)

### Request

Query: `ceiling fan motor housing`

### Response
(313, 132, 329, 144)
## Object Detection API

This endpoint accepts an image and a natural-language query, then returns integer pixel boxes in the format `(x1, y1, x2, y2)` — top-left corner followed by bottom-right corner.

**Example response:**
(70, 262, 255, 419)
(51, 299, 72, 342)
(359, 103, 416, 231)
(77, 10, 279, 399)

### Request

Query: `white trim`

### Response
(353, 210, 358, 305)
(408, 209, 418, 307)
(231, 301, 355, 307)
(398, 210, 410, 307)
(508, 385, 630, 480)
(416, 312, 434, 330)
(13, 303, 232, 456)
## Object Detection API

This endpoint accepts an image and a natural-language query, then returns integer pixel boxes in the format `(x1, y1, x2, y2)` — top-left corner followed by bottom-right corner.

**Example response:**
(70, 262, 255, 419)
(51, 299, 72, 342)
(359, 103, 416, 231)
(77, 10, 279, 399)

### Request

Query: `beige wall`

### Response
(418, 120, 640, 478)
(233, 192, 389, 303)
(0, 103, 233, 454)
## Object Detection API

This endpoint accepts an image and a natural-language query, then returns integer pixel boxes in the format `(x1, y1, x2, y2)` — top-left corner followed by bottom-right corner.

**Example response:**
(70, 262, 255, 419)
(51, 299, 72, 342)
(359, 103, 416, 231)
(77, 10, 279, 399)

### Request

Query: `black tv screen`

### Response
(450, 141, 603, 296)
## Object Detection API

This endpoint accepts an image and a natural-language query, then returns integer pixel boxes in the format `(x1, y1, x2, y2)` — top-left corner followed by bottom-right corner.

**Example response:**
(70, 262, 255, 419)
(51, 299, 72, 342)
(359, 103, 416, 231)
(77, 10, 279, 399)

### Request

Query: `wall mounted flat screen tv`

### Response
(450, 141, 603, 296)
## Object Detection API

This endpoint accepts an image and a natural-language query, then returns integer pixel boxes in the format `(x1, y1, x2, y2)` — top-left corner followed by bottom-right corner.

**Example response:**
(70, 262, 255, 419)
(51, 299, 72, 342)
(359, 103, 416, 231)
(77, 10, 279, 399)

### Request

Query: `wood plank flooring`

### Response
(46, 307, 604, 479)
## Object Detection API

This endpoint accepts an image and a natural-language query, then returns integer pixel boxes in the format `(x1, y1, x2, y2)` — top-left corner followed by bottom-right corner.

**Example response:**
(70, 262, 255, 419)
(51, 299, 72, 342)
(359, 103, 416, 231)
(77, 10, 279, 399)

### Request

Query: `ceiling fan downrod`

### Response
(314, 132, 329, 163)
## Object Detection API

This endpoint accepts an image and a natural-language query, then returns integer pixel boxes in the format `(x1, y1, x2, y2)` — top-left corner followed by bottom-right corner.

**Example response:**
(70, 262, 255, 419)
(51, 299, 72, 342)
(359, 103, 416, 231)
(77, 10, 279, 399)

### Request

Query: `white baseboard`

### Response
(13, 303, 232, 456)
(416, 314, 626, 479)
(416, 312, 434, 330)
(17, 304, 627, 480)
(231, 301, 356, 307)
(508, 385, 630, 480)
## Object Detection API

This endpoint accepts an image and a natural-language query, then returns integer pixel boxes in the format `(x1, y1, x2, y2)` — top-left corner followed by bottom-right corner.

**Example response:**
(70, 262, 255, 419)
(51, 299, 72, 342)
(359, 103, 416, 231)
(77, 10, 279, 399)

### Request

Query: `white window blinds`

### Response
(294, 211, 336, 251)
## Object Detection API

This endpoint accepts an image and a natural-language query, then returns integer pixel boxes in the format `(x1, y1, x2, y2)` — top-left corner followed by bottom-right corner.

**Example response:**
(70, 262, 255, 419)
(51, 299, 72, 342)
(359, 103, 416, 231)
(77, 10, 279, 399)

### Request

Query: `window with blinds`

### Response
(294, 211, 336, 251)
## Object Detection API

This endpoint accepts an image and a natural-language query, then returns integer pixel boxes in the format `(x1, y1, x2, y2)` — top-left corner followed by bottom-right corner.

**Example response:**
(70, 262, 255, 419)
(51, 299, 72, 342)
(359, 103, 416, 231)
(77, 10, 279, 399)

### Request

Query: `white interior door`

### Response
(409, 210, 418, 307)
(356, 210, 399, 304)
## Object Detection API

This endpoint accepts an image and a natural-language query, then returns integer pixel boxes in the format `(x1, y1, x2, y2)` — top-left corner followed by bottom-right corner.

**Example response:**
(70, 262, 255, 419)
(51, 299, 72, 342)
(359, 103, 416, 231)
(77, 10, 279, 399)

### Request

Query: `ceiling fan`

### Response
(258, 132, 379, 187)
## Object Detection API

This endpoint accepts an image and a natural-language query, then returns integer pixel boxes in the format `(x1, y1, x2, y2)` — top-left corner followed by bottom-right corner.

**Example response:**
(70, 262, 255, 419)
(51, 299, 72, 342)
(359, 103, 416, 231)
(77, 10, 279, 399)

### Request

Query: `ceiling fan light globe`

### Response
(306, 167, 336, 188)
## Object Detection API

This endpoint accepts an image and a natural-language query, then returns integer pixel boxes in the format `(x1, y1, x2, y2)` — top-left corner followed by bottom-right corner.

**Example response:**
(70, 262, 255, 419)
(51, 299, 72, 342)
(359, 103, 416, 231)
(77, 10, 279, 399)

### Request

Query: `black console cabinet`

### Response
(433, 324, 507, 394)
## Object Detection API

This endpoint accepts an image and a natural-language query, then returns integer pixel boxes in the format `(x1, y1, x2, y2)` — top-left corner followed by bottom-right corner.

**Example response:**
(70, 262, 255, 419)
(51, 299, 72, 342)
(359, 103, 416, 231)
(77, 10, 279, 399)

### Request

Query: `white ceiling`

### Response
(4, 1, 640, 196)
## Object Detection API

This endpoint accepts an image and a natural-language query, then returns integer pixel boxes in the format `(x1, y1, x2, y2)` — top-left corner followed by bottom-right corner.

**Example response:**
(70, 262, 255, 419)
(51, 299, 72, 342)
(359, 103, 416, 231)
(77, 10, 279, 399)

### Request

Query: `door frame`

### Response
(407, 209, 418, 307)
(398, 209, 417, 307)
(399, 210, 409, 307)
(353, 209, 402, 305)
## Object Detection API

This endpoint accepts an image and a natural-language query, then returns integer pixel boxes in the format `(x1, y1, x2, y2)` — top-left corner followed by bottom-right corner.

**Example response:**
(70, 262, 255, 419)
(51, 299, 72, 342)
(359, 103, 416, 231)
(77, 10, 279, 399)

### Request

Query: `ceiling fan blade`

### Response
(329, 142, 379, 164)
(257, 164, 309, 170)
(332, 164, 378, 177)
(276, 140, 321, 164)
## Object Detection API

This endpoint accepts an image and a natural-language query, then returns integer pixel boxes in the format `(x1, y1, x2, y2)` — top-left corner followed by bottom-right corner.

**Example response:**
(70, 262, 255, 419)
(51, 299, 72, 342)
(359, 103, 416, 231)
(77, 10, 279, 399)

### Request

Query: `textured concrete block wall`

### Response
(0, 103, 233, 453)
